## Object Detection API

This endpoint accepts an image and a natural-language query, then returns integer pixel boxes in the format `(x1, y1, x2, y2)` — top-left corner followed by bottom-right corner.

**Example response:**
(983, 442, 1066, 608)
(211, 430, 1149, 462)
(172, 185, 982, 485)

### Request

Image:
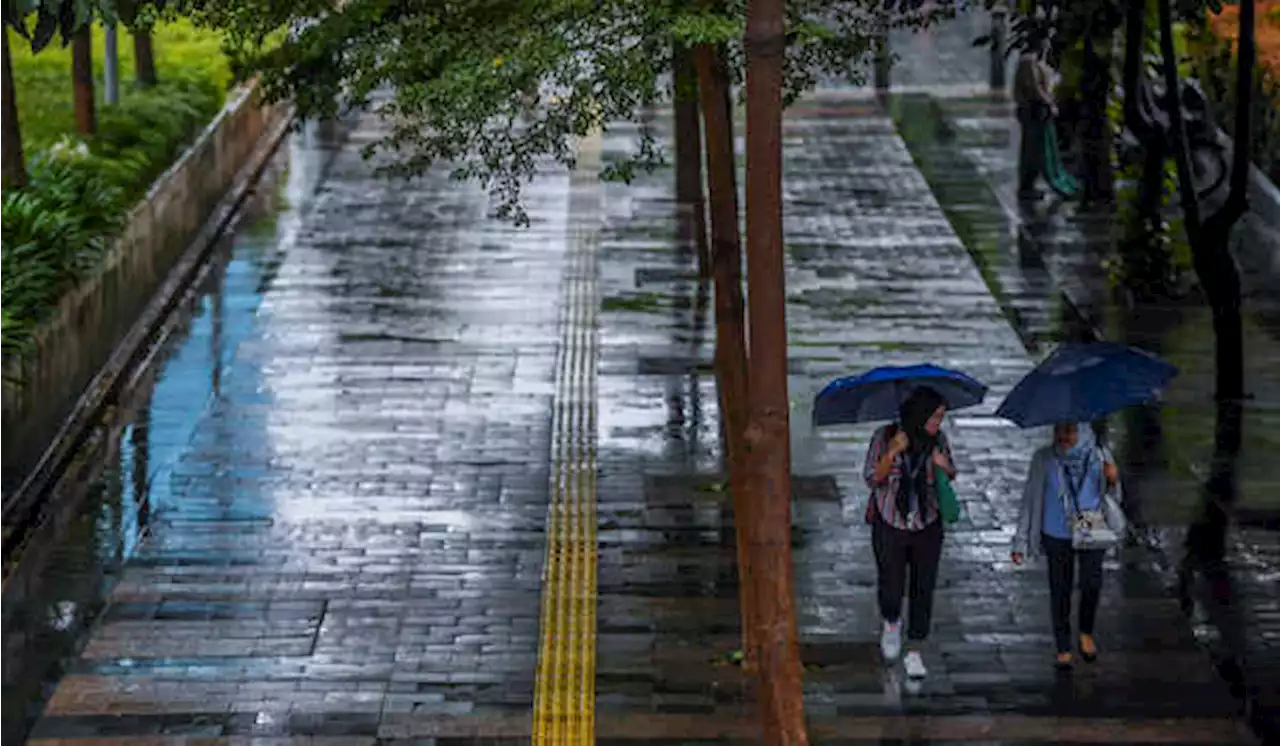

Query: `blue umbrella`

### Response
(813, 364, 989, 426)
(995, 342, 1178, 428)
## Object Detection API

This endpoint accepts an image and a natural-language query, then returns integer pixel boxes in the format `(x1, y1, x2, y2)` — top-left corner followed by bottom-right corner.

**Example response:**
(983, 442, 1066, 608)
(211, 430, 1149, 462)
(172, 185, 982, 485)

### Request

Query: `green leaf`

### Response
(29, 8, 56, 49)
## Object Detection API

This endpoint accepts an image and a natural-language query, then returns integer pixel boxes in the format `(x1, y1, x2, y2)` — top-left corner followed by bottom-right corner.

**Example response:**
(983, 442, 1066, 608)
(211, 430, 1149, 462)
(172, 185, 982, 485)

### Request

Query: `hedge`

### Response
(2, 20, 231, 356)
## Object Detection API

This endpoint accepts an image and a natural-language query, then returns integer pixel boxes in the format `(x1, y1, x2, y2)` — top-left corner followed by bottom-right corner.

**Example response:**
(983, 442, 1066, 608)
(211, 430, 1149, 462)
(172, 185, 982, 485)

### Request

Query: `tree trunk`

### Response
(133, 29, 157, 88)
(104, 23, 120, 104)
(744, 0, 807, 742)
(694, 41, 758, 671)
(1157, 0, 1249, 404)
(2, 27, 27, 189)
(674, 43, 710, 276)
(1080, 32, 1115, 203)
(72, 27, 96, 135)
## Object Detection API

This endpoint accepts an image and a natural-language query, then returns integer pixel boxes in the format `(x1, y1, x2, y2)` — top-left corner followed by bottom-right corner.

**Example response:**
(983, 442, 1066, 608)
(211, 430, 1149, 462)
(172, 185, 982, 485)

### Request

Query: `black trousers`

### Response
(1017, 103, 1049, 194)
(872, 518, 944, 642)
(1042, 533, 1105, 654)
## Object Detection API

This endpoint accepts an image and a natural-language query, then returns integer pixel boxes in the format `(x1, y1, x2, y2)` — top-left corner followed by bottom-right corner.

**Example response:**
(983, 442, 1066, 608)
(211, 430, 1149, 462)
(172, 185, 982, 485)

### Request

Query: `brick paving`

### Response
(18, 108, 579, 742)
(881, 8, 1280, 740)
(3, 19, 1269, 743)
(590, 92, 1252, 741)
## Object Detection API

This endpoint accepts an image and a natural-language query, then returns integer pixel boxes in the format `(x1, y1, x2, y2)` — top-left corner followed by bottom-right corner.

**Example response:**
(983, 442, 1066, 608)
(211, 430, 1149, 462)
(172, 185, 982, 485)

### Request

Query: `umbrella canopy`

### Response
(995, 342, 1178, 428)
(813, 364, 989, 426)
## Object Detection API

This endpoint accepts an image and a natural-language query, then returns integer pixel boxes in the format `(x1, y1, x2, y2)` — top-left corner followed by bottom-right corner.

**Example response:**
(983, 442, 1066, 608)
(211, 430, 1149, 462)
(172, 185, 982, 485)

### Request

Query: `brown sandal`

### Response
(1055, 652, 1074, 670)
(1079, 634, 1097, 663)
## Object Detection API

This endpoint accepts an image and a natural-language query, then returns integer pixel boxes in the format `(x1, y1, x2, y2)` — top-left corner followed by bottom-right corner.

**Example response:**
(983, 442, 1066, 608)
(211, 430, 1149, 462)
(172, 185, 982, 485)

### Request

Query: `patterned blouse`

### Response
(862, 425, 955, 531)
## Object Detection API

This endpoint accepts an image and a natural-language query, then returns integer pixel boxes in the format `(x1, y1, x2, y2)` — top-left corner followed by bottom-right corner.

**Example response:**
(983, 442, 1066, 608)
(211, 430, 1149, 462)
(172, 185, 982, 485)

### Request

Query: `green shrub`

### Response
(8, 19, 232, 150)
(1, 148, 132, 356)
(93, 76, 223, 196)
(2, 21, 230, 357)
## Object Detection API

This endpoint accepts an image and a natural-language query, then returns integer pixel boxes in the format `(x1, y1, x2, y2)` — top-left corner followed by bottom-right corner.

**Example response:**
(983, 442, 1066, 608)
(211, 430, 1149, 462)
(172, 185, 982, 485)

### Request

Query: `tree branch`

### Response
(1205, 0, 1254, 233)
(1157, 0, 1201, 237)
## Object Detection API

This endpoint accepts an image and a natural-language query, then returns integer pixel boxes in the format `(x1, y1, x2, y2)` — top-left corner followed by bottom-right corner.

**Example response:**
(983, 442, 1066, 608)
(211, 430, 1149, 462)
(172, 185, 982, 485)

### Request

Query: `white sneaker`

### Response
(904, 650, 928, 679)
(880, 620, 903, 661)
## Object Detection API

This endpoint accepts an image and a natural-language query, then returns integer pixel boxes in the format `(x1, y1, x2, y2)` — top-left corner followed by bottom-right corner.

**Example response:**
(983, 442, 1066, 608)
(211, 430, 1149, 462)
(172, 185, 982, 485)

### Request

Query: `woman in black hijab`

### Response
(862, 386, 957, 680)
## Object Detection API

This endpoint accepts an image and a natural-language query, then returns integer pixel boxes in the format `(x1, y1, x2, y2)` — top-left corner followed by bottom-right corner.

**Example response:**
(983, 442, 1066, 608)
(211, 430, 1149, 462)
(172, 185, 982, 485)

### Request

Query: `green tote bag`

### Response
(935, 466, 961, 525)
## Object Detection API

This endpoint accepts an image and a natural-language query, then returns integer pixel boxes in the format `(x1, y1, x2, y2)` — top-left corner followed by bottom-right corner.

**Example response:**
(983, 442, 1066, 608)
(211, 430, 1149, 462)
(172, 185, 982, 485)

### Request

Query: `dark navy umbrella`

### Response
(995, 342, 1178, 428)
(813, 364, 989, 426)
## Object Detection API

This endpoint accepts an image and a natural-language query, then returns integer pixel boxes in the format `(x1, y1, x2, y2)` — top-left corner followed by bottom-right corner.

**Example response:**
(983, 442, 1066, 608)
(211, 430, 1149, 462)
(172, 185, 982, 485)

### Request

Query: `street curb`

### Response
(0, 105, 295, 574)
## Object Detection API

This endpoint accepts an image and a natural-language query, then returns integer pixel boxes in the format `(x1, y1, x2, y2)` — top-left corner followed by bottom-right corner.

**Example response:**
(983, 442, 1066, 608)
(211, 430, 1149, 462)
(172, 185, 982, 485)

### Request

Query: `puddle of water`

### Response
(0, 120, 345, 745)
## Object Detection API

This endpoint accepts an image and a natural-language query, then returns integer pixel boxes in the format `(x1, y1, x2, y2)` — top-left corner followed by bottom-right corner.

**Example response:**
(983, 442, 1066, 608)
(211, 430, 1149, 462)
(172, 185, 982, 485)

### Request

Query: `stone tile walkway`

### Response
(19, 108, 579, 743)
(879, 8, 1280, 740)
(4, 26, 1266, 743)
(589, 92, 1252, 741)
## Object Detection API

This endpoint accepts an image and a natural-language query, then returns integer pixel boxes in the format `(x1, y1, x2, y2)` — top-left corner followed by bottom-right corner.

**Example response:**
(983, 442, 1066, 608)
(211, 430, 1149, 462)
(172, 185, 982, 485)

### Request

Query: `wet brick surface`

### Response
(886, 9, 1280, 739)
(8, 12, 1271, 742)
(590, 88, 1248, 739)
(24, 107, 577, 742)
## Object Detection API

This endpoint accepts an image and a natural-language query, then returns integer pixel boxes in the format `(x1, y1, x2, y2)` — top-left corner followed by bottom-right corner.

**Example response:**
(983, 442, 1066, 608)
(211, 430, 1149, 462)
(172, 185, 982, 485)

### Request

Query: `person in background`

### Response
(1013, 34, 1059, 201)
(1011, 422, 1121, 669)
(863, 386, 957, 681)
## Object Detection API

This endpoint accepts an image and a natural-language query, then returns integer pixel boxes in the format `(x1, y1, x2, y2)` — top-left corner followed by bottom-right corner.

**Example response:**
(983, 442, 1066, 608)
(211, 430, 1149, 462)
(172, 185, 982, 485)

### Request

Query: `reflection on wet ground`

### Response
(1, 121, 342, 744)
(10, 101, 580, 742)
(2, 10, 1274, 742)
(881, 9, 1279, 737)
(591, 93, 1250, 742)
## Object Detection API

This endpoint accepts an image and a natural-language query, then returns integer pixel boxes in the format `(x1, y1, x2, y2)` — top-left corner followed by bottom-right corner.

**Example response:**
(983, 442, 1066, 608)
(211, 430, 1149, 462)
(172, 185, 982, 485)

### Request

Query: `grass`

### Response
(9, 20, 232, 151)
(602, 292, 667, 313)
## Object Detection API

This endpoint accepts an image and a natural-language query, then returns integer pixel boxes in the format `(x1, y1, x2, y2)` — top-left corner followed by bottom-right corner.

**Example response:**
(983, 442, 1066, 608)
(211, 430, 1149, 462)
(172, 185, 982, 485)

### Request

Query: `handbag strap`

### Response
(1059, 448, 1097, 515)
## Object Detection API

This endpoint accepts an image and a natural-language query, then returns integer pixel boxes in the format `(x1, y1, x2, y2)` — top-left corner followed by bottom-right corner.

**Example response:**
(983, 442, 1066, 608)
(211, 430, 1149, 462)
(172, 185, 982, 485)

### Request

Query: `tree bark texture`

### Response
(1157, 0, 1249, 404)
(72, 27, 96, 135)
(744, 0, 807, 742)
(2, 27, 27, 188)
(674, 43, 710, 275)
(1080, 33, 1115, 203)
(134, 29, 157, 87)
(694, 41, 758, 671)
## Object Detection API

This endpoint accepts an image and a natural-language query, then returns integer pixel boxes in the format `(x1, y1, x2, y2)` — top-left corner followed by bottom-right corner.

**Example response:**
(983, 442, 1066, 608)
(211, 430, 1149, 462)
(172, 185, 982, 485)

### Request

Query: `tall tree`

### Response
(104, 20, 120, 103)
(71, 24, 95, 134)
(693, 38, 757, 669)
(133, 25, 157, 86)
(1157, 0, 1253, 404)
(743, 0, 807, 741)
(2, 26, 26, 188)
(191, 4, 951, 739)
(673, 42, 709, 272)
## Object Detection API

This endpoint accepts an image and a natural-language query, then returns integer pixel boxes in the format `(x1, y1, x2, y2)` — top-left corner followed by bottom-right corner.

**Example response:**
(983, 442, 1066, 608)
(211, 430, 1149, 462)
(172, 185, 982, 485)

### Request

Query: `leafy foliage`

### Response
(0, 24, 225, 358)
(2, 0, 177, 50)
(192, 0, 950, 225)
(8, 18, 230, 150)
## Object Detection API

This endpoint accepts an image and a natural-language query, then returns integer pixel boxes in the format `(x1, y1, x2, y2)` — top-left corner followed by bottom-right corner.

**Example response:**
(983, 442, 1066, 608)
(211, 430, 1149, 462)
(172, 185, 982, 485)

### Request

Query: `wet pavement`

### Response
(1, 18, 1270, 744)
(879, 8, 1280, 739)
(7, 109, 574, 743)
(589, 96, 1252, 742)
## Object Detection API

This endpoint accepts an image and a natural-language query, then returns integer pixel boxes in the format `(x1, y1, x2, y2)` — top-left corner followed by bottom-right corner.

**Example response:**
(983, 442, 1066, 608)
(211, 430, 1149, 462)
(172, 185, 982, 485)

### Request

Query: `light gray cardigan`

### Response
(1012, 444, 1126, 559)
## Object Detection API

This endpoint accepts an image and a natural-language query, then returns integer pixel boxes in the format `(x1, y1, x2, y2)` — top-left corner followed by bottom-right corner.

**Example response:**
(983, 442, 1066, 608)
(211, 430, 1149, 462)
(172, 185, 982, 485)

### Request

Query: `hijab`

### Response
(1055, 421, 1096, 476)
(894, 386, 946, 519)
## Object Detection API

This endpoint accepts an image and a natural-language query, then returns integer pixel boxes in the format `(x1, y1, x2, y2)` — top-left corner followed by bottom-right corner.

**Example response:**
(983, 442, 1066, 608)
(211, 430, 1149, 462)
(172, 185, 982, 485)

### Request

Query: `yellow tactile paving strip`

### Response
(532, 128, 602, 745)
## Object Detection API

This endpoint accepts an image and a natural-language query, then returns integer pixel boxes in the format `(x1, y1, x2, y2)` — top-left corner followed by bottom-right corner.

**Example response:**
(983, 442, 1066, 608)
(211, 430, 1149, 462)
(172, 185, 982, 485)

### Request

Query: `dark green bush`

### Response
(1, 79, 223, 356)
